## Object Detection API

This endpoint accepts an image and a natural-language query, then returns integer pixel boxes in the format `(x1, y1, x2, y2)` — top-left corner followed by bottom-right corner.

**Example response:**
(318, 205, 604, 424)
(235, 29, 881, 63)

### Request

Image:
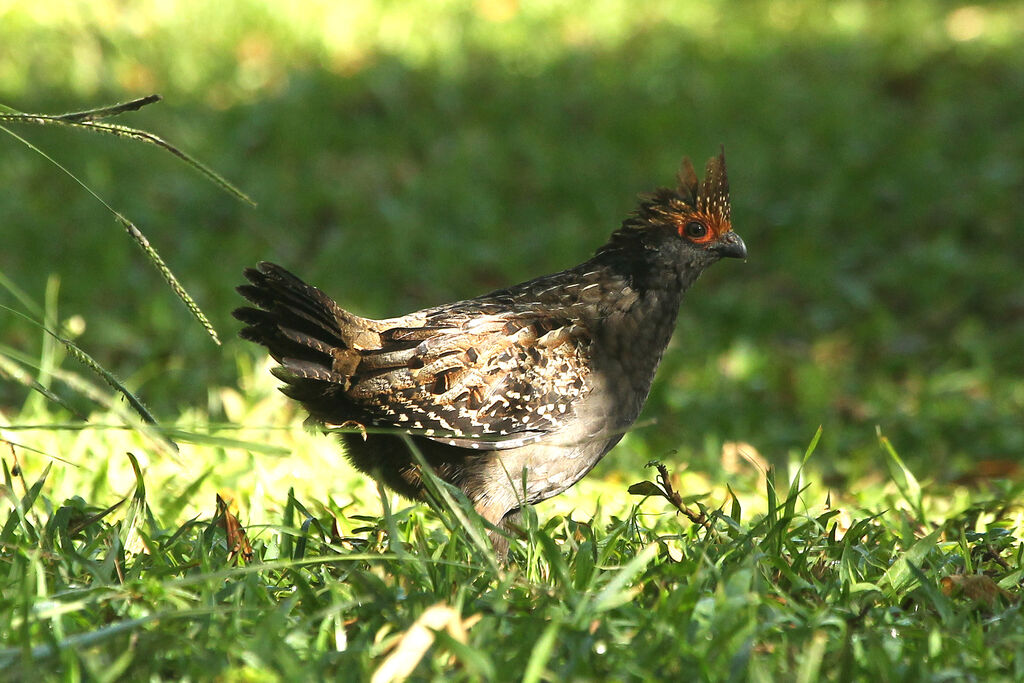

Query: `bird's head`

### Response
(599, 149, 747, 270)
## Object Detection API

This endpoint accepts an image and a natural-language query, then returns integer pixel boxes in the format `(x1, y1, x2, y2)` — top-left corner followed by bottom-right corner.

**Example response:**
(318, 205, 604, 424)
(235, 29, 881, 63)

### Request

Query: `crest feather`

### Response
(676, 148, 730, 221)
(598, 148, 733, 256)
(677, 157, 699, 202)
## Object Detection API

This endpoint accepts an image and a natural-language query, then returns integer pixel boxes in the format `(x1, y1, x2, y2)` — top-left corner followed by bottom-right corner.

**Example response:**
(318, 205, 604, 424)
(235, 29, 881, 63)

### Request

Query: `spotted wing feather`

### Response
(235, 262, 592, 450)
(347, 312, 592, 449)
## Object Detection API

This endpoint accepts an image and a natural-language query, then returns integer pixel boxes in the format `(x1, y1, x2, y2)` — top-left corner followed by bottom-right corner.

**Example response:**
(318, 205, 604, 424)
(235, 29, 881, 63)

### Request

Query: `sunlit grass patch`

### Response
(3, 344, 1023, 679)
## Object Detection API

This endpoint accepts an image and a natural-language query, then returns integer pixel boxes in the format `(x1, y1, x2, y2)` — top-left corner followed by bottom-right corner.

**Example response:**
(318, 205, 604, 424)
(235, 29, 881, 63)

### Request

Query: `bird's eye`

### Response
(683, 221, 708, 240)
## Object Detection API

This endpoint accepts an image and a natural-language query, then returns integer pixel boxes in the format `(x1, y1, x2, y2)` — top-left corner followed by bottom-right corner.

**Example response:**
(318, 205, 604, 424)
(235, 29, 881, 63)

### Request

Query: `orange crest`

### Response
(676, 148, 732, 241)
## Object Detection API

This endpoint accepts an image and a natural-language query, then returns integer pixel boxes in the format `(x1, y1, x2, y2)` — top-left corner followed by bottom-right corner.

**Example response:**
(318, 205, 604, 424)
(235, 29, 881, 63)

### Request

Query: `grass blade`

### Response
(0, 122, 221, 345)
(880, 528, 942, 599)
(522, 617, 561, 683)
(590, 543, 659, 613)
(0, 96, 254, 205)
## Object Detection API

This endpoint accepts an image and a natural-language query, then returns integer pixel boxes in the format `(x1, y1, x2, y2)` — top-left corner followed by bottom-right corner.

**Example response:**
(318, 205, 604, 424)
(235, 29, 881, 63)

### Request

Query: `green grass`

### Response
(2, 406, 1022, 680)
(2, 0, 1024, 679)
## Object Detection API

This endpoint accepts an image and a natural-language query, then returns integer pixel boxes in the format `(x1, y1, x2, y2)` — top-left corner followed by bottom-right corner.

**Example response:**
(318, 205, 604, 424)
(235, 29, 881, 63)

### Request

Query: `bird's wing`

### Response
(337, 311, 594, 450)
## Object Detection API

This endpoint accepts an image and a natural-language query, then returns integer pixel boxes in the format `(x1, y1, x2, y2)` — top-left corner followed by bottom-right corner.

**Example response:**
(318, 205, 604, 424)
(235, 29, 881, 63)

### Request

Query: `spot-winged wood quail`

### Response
(234, 150, 746, 554)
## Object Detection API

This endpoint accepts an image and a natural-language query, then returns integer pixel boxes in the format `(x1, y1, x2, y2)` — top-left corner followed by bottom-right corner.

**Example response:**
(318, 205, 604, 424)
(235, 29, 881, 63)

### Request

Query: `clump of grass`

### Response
(2, 361, 1022, 680)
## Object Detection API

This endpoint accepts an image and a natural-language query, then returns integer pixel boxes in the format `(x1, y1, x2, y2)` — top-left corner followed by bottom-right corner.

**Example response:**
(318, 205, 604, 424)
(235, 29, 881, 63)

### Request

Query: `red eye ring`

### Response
(683, 221, 709, 241)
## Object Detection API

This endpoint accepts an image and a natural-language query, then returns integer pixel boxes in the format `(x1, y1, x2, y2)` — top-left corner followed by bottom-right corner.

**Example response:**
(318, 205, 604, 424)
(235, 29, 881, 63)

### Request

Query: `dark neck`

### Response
(579, 248, 699, 404)
(589, 228, 705, 301)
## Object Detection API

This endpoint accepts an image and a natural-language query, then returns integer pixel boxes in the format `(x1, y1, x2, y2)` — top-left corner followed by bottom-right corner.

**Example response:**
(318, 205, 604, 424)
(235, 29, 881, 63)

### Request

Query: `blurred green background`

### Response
(2, 0, 1022, 485)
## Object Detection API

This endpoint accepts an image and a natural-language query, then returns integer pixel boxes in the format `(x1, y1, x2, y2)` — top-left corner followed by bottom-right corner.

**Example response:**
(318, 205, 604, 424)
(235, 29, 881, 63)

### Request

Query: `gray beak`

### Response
(714, 232, 747, 259)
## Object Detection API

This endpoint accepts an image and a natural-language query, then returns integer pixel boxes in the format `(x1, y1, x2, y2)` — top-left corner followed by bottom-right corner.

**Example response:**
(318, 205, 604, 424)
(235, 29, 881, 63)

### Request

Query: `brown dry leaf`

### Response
(371, 603, 481, 683)
(326, 508, 344, 545)
(940, 574, 1017, 606)
(216, 494, 253, 564)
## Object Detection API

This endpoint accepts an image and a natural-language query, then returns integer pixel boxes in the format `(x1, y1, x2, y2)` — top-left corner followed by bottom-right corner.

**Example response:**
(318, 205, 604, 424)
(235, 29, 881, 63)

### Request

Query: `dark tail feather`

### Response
(234, 262, 374, 419)
(233, 262, 347, 364)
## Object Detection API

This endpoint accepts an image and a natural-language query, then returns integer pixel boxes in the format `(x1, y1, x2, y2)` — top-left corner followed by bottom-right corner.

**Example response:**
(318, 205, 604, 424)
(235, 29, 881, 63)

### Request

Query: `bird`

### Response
(234, 150, 746, 556)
